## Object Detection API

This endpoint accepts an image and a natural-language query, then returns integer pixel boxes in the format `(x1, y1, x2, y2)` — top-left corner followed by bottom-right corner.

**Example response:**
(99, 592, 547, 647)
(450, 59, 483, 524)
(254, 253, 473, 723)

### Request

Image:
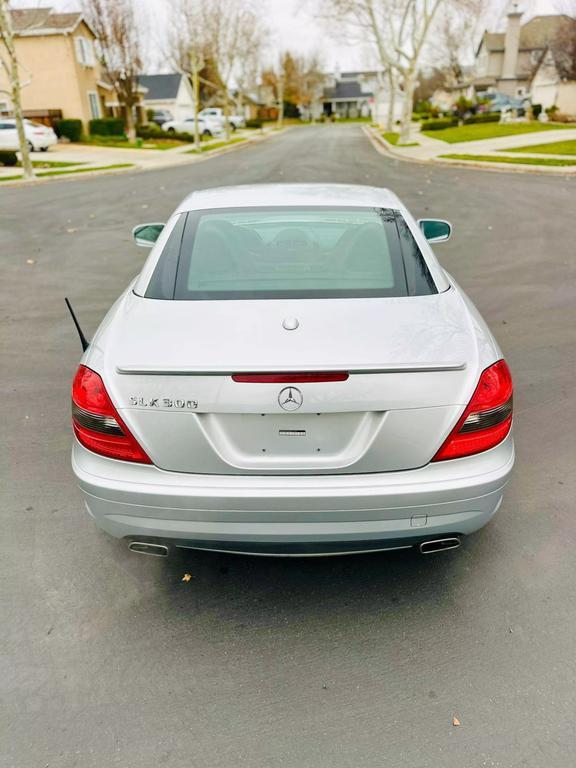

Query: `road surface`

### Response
(2, 125, 575, 768)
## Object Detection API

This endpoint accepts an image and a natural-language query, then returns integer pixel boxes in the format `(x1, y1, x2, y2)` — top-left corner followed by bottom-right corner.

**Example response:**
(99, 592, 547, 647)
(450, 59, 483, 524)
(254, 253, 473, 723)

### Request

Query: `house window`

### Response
(75, 36, 95, 67)
(88, 92, 101, 119)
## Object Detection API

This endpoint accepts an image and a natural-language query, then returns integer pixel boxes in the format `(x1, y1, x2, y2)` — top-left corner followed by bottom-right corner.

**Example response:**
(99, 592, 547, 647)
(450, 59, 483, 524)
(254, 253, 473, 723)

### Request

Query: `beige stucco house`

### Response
(0, 7, 145, 130)
(474, 6, 575, 99)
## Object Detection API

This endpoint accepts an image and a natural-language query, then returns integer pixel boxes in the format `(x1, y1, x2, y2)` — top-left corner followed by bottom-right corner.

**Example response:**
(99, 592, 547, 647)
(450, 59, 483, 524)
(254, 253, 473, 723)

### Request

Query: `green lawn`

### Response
(381, 131, 418, 147)
(0, 163, 134, 182)
(440, 153, 576, 167)
(186, 137, 247, 154)
(83, 137, 188, 150)
(30, 160, 84, 169)
(503, 139, 576, 156)
(424, 122, 570, 144)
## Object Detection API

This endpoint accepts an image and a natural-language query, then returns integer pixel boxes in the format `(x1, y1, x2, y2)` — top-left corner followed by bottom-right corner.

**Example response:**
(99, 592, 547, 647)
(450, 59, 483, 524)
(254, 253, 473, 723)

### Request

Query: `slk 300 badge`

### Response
(129, 396, 198, 410)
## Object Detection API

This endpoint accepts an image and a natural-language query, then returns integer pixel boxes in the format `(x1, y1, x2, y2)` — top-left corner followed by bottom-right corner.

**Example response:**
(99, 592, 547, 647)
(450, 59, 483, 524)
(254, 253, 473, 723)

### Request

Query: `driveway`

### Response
(1, 124, 575, 768)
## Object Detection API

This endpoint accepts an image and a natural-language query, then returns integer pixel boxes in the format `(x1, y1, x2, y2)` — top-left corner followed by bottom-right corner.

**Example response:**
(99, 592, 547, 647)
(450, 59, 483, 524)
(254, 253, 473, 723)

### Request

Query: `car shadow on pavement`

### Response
(139, 533, 492, 627)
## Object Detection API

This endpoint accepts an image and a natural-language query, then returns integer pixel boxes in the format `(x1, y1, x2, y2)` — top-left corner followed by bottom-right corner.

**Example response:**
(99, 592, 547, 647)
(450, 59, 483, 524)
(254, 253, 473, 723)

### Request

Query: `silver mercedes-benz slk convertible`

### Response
(71, 184, 514, 557)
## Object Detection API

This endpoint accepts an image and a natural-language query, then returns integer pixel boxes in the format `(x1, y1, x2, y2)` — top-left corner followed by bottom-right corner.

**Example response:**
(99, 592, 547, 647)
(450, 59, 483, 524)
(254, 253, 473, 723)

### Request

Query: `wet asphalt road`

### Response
(1, 125, 576, 767)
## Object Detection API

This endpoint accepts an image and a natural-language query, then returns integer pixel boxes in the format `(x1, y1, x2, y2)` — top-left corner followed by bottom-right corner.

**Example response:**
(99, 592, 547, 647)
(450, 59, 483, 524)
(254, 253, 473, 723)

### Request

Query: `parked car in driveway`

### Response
(484, 93, 529, 115)
(70, 184, 514, 558)
(198, 107, 246, 130)
(0, 118, 57, 152)
(161, 116, 223, 138)
(149, 109, 173, 126)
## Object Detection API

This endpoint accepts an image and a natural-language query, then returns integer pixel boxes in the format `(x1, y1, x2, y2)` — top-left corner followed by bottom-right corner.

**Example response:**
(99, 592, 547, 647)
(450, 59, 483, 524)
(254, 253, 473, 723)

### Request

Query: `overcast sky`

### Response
(13, 0, 563, 72)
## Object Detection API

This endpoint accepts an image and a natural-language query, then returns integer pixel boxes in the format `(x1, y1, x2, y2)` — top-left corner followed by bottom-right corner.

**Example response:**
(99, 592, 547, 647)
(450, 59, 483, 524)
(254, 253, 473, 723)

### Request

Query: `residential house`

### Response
(0, 7, 147, 130)
(139, 73, 195, 122)
(530, 48, 576, 117)
(322, 71, 403, 124)
(474, 4, 575, 98)
(0, 7, 110, 129)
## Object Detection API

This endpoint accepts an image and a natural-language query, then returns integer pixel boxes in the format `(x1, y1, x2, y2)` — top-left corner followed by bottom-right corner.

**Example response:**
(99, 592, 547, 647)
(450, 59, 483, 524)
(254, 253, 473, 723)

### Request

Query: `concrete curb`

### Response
(0, 128, 289, 189)
(363, 125, 576, 177)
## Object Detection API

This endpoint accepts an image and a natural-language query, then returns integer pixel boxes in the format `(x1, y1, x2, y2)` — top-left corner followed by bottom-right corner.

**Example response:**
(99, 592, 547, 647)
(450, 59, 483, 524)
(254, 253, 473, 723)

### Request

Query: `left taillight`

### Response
(71, 365, 152, 464)
(432, 359, 513, 462)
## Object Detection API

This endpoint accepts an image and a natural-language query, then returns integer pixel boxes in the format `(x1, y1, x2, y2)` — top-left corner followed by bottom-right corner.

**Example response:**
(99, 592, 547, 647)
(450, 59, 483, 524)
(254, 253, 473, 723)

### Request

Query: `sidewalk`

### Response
(0, 127, 283, 184)
(366, 124, 576, 173)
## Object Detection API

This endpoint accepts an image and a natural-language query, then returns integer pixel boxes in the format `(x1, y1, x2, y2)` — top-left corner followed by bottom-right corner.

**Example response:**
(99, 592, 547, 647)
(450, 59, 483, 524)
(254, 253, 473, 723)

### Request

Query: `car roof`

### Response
(176, 184, 403, 212)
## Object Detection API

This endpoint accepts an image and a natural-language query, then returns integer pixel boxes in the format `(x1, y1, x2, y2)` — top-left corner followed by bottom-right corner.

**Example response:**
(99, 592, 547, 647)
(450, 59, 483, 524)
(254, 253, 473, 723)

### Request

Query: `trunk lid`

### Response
(98, 289, 480, 475)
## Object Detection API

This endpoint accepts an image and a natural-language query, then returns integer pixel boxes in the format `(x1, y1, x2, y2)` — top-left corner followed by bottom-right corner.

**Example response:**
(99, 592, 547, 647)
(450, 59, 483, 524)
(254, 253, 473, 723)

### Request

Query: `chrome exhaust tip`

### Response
(128, 541, 169, 557)
(419, 537, 461, 554)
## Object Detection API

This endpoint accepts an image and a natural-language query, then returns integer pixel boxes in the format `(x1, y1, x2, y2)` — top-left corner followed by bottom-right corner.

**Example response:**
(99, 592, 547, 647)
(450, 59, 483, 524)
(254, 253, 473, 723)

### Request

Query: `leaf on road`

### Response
(26, 259, 35, 265)
(66, 228, 78, 233)
(452, 716, 461, 726)
(181, 573, 192, 582)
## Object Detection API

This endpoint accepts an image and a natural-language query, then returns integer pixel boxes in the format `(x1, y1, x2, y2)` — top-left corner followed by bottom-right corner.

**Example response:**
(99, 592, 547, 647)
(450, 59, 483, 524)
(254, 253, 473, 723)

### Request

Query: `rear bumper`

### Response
(72, 433, 514, 554)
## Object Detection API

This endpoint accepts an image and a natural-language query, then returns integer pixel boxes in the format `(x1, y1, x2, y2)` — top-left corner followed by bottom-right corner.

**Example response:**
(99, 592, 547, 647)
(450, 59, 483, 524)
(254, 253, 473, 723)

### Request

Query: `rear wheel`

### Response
(167, 127, 176, 134)
(26, 140, 34, 153)
(40, 146, 48, 152)
(202, 129, 212, 138)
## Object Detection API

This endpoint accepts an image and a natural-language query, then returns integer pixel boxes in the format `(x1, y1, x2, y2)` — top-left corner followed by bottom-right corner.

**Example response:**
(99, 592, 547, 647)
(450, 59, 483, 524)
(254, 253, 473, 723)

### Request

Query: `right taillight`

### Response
(72, 365, 152, 464)
(432, 359, 513, 461)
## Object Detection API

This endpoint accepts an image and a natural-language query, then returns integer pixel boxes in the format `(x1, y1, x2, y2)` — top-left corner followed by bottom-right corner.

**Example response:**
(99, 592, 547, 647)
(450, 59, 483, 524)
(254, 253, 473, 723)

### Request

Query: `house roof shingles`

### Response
(323, 80, 372, 101)
(10, 7, 83, 34)
(481, 14, 575, 54)
(139, 74, 182, 101)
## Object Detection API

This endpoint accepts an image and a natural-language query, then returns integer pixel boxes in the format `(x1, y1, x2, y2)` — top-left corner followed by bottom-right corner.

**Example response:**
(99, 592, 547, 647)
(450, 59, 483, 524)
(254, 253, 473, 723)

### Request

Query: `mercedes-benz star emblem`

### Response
(278, 386, 303, 411)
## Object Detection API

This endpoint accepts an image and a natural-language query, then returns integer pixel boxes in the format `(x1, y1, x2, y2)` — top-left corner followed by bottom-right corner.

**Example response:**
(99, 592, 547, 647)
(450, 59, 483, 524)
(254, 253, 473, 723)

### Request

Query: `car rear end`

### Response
(71, 185, 514, 556)
(25, 121, 57, 151)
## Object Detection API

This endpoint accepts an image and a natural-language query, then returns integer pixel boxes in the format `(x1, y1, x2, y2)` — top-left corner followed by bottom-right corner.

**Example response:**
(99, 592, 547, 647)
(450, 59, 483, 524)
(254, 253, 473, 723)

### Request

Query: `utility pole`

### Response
(0, 0, 34, 179)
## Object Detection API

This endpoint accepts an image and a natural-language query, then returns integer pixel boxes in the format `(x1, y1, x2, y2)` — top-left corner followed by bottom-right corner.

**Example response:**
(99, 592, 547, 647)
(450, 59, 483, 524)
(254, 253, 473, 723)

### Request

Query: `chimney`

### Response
(502, 2, 523, 79)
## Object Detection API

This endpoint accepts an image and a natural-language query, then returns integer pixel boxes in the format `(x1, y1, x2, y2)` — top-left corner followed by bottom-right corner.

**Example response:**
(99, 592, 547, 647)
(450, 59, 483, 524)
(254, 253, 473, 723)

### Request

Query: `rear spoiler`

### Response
(116, 362, 467, 376)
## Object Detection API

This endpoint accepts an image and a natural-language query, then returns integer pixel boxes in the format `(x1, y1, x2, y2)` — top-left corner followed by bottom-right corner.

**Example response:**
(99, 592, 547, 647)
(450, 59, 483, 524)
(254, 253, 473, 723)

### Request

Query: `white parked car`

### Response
(0, 118, 58, 152)
(70, 184, 514, 558)
(161, 116, 223, 138)
(199, 108, 246, 130)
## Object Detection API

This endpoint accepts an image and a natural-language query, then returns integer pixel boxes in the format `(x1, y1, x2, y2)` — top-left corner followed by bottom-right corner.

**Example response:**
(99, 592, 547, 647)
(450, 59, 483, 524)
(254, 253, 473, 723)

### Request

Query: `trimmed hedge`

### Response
(0, 150, 18, 166)
(137, 125, 197, 142)
(245, 118, 263, 129)
(463, 113, 500, 125)
(54, 118, 82, 142)
(421, 117, 458, 131)
(89, 118, 125, 136)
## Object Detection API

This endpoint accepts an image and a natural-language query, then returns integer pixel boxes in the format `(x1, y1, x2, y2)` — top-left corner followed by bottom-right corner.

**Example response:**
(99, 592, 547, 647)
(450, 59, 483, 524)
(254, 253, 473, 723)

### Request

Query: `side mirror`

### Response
(418, 218, 452, 243)
(132, 222, 164, 248)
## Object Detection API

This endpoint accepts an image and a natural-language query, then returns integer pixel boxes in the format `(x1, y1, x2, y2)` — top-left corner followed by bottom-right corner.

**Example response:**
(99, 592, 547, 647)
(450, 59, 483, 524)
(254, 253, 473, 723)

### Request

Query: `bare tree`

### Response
(437, 0, 485, 86)
(201, 0, 265, 140)
(319, 0, 458, 141)
(167, 0, 207, 150)
(0, 0, 34, 179)
(83, 0, 142, 140)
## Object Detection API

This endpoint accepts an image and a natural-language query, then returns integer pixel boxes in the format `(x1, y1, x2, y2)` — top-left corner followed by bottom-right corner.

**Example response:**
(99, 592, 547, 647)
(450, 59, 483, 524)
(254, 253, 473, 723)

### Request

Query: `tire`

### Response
(167, 127, 176, 134)
(27, 141, 34, 153)
(202, 130, 212, 138)
(40, 146, 48, 152)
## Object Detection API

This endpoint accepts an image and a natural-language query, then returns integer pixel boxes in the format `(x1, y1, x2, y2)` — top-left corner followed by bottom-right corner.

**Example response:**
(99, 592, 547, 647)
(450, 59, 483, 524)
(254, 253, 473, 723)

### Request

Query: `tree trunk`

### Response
(124, 102, 136, 142)
(277, 77, 284, 129)
(386, 69, 396, 132)
(192, 61, 201, 152)
(399, 70, 416, 144)
(223, 90, 231, 141)
(0, 0, 34, 179)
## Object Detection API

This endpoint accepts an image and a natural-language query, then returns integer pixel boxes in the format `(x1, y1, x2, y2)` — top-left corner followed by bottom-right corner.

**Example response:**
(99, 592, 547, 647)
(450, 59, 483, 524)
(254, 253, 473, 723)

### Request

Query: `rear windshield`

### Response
(145, 206, 437, 300)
